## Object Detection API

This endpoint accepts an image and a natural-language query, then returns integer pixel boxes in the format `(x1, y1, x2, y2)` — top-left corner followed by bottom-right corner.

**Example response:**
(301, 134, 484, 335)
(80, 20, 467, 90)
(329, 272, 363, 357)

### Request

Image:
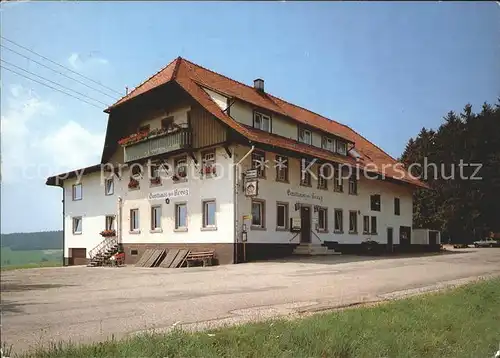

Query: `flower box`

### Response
(150, 177, 161, 185)
(100, 229, 116, 238)
(128, 178, 140, 189)
(202, 166, 216, 176)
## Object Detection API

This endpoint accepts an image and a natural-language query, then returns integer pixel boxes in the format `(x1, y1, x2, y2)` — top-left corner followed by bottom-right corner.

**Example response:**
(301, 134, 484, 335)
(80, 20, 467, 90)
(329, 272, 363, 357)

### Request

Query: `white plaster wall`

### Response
(64, 172, 120, 258)
(202, 88, 228, 111)
(234, 145, 413, 245)
(120, 147, 234, 244)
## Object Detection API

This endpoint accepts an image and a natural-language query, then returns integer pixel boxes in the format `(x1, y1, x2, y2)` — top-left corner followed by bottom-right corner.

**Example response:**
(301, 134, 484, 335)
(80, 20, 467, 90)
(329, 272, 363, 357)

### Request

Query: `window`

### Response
(175, 203, 187, 229)
(363, 216, 370, 234)
(72, 217, 82, 234)
(333, 167, 343, 192)
(151, 205, 162, 230)
(348, 175, 357, 195)
(174, 156, 187, 180)
(105, 215, 115, 231)
(202, 151, 216, 177)
(150, 163, 161, 185)
(394, 198, 401, 216)
(131, 164, 143, 178)
(130, 209, 139, 232)
(300, 159, 312, 186)
(336, 140, 347, 155)
(334, 209, 343, 232)
(371, 216, 378, 234)
(253, 112, 271, 132)
(138, 124, 150, 133)
(322, 136, 335, 152)
(161, 116, 174, 130)
(317, 207, 328, 232)
(298, 127, 312, 145)
(203, 200, 216, 228)
(251, 150, 266, 178)
(104, 178, 114, 195)
(275, 155, 288, 182)
(349, 211, 358, 233)
(251, 200, 265, 228)
(276, 202, 288, 230)
(370, 194, 381, 211)
(317, 164, 329, 190)
(72, 183, 82, 201)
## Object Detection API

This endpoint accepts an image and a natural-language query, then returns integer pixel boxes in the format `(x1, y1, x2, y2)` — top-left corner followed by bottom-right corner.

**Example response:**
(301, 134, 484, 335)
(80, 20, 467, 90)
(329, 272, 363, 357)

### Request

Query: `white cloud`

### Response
(1, 85, 103, 183)
(37, 120, 104, 170)
(68, 52, 109, 70)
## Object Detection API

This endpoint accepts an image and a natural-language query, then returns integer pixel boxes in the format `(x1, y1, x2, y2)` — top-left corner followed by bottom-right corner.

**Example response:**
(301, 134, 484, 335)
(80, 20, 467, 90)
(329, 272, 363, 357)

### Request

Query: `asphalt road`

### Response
(2, 248, 500, 354)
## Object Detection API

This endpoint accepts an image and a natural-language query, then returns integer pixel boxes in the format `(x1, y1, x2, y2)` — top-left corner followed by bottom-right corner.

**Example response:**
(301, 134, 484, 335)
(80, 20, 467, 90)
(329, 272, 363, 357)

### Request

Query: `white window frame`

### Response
(298, 128, 312, 145)
(130, 209, 140, 232)
(371, 216, 378, 235)
(251, 200, 265, 229)
(334, 209, 343, 233)
(72, 217, 82, 234)
(72, 183, 82, 201)
(151, 205, 162, 231)
(317, 207, 328, 232)
(202, 200, 217, 228)
(104, 178, 114, 196)
(322, 136, 336, 152)
(336, 141, 347, 155)
(175, 203, 187, 230)
(349, 211, 358, 233)
(333, 167, 343, 192)
(363, 215, 370, 234)
(174, 156, 188, 179)
(202, 150, 216, 177)
(348, 175, 357, 195)
(105, 215, 115, 231)
(275, 155, 288, 182)
(253, 112, 271, 132)
(251, 150, 266, 178)
(276, 202, 288, 230)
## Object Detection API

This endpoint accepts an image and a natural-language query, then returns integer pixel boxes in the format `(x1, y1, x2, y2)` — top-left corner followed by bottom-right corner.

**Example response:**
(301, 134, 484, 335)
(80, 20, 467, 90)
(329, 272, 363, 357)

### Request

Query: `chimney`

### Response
(253, 78, 264, 92)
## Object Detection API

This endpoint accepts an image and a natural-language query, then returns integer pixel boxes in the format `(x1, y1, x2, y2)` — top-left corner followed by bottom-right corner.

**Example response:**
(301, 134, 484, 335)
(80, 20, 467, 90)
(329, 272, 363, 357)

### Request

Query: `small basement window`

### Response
(130, 249, 138, 256)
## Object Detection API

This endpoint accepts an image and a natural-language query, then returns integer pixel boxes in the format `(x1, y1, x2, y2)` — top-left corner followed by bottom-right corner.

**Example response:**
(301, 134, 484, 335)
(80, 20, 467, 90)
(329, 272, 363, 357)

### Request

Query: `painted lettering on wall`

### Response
(148, 188, 189, 200)
(286, 189, 323, 203)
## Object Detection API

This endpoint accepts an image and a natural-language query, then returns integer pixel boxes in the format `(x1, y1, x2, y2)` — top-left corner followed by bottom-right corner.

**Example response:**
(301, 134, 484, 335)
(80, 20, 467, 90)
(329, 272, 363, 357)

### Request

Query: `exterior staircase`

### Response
(88, 236, 119, 267)
(293, 243, 340, 256)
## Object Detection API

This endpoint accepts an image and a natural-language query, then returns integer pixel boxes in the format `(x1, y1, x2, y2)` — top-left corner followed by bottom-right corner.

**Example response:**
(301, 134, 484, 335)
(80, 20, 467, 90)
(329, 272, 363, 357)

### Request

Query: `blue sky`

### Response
(1, 2, 499, 233)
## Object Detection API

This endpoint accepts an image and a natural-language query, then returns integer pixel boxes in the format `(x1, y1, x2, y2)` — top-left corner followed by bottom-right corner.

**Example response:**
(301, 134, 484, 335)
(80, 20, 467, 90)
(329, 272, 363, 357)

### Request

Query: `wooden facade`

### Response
(190, 104, 227, 149)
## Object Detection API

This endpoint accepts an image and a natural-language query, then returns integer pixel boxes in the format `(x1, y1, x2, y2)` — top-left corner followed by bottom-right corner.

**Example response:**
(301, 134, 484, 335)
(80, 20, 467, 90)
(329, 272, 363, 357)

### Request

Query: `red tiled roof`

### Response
(106, 57, 426, 188)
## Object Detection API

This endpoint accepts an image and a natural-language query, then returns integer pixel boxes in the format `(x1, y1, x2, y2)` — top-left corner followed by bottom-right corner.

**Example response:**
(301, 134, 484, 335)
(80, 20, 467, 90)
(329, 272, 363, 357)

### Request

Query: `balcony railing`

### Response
(123, 128, 192, 163)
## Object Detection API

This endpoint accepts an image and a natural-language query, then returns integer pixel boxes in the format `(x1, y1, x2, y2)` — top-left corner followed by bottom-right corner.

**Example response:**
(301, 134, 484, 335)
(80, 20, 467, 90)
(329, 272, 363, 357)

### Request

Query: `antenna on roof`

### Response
(125, 86, 129, 95)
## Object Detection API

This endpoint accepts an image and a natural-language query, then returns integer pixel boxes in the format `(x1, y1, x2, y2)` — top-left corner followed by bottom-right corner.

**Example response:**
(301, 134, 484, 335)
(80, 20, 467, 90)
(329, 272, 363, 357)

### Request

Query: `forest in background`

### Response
(400, 101, 500, 243)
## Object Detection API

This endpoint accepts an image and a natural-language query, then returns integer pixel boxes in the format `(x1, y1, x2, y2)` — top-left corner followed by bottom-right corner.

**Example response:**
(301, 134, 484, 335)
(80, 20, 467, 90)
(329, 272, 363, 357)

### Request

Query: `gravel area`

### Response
(2, 247, 500, 354)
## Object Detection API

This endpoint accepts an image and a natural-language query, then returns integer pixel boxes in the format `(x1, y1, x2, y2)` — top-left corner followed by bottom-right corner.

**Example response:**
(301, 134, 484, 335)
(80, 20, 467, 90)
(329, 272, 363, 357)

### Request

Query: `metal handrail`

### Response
(89, 236, 118, 259)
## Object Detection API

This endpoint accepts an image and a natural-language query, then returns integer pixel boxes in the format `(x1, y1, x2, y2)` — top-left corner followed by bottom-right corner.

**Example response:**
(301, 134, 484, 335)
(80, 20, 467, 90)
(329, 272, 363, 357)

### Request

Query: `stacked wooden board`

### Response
(134, 249, 166, 267)
(157, 249, 190, 268)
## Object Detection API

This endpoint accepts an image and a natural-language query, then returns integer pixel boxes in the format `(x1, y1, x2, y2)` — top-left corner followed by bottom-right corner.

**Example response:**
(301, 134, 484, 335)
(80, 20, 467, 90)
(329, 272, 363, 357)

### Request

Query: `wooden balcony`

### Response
(123, 128, 192, 163)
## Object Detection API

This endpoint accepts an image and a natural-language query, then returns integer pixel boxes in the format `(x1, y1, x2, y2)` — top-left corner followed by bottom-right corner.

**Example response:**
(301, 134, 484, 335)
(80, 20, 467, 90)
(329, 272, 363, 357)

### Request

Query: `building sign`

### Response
(245, 169, 258, 179)
(148, 188, 189, 201)
(291, 217, 301, 232)
(286, 189, 323, 203)
(245, 180, 258, 197)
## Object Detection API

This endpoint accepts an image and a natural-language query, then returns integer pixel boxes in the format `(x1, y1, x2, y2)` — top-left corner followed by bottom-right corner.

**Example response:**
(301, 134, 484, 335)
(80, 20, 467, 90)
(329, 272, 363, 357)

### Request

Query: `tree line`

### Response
(1, 231, 63, 251)
(400, 100, 500, 243)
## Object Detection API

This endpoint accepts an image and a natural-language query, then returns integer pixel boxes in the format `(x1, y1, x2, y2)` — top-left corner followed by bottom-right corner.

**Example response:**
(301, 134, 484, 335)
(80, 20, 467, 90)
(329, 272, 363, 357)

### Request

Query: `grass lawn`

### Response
(15, 278, 500, 358)
(0, 247, 62, 270)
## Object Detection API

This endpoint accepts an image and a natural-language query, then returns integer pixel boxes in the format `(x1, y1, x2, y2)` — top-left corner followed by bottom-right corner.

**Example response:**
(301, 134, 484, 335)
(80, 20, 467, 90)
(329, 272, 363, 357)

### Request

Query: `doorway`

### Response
(429, 231, 438, 245)
(387, 227, 394, 252)
(300, 206, 311, 243)
(400, 226, 412, 247)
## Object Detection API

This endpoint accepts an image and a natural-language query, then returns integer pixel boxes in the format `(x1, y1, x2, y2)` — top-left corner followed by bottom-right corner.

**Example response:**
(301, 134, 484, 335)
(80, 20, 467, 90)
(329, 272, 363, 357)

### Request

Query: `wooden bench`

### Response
(185, 250, 215, 267)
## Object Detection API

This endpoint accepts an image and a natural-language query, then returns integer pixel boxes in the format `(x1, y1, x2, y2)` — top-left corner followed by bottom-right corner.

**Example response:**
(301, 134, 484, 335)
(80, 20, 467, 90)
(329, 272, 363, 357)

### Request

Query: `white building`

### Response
(46, 57, 429, 265)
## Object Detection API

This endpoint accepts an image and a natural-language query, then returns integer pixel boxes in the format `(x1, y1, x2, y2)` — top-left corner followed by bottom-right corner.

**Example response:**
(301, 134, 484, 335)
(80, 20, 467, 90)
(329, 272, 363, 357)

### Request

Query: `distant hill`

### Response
(1, 231, 63, 251)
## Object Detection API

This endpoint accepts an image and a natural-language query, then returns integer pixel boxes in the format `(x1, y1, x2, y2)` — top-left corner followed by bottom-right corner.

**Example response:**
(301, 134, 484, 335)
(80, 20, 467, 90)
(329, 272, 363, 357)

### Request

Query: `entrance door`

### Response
(399, 226, 411, 247)
(387, 227, 394, 252)
(429, 231, 438, 245)
(300, 206, 311, 243)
